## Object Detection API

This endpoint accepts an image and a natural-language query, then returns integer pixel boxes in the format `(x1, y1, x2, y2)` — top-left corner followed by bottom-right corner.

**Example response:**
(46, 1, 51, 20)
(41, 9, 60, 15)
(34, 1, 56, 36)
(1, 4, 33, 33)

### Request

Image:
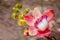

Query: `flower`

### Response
(24, 6, 55, 38)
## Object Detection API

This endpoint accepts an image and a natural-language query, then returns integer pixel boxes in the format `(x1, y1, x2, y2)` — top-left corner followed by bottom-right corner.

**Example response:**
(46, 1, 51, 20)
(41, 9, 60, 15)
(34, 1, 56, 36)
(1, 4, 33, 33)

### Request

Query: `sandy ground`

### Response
(0, 0, 60, 40)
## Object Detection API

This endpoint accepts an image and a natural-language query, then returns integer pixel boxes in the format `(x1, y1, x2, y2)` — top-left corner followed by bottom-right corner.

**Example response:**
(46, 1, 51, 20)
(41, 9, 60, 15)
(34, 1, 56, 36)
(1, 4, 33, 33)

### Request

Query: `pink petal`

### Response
(32, 6, 42, 18)
(36, 28, 51, 38)
(43, 9, 55, 22)
(28, 26, 38, 36)
(24, 14, 35, 26)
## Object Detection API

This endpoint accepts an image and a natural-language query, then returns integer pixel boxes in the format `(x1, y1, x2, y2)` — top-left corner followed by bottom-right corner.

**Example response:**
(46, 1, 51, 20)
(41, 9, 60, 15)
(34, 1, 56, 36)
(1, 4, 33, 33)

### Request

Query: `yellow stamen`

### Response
(24, 8, 30, 15)
(17, 19, 26, 26)
(24, 28, 28, 36)
(11, 13, 18, 20)
(15, 3, 22, 9)
(12, 7, 20, 12)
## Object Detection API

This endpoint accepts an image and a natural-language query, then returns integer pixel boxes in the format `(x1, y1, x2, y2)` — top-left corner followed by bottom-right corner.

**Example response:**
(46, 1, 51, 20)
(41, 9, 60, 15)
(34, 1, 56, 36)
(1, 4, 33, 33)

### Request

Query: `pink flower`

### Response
(24, 7, 55, 38)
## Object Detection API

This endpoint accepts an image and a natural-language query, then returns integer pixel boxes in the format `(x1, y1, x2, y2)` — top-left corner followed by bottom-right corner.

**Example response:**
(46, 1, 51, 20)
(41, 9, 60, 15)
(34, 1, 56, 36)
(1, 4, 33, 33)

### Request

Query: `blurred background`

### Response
(0, 0, 60, 40)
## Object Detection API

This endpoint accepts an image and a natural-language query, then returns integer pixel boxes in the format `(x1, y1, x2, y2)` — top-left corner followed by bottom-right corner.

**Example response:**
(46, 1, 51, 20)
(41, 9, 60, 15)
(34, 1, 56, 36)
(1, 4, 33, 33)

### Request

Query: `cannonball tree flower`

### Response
(24, 6, 55, 38)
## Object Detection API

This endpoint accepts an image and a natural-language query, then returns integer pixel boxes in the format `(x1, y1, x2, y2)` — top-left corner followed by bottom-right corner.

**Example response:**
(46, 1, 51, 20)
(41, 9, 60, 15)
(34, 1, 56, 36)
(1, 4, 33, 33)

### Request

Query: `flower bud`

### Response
(11, 13, 18, 20)
(16, 3, 22, 9)
(17, 19, 26, 26)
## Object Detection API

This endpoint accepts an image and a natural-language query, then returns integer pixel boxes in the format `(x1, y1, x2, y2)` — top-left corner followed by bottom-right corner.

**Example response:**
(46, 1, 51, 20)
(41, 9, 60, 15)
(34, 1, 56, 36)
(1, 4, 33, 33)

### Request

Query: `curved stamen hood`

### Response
(35, 16, 48, 31)
(37, 17, 48, 31)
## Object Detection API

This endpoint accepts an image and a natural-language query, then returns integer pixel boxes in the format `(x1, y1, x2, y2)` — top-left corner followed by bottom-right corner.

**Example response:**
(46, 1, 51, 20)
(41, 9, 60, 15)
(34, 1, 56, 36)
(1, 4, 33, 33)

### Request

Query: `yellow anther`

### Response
(17, 19, 26, 26)
(12, 7, 16, 10)
(24, 28, 28, 32)
(12, 7, 20, 12)
(18, 14, 24, 19)
(24, 8, 30, 14)
(11, 13, 18, 20)
(16, 3, 22, 9)
(15, 8, 20, 12)
(24, 28, 28, 36)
